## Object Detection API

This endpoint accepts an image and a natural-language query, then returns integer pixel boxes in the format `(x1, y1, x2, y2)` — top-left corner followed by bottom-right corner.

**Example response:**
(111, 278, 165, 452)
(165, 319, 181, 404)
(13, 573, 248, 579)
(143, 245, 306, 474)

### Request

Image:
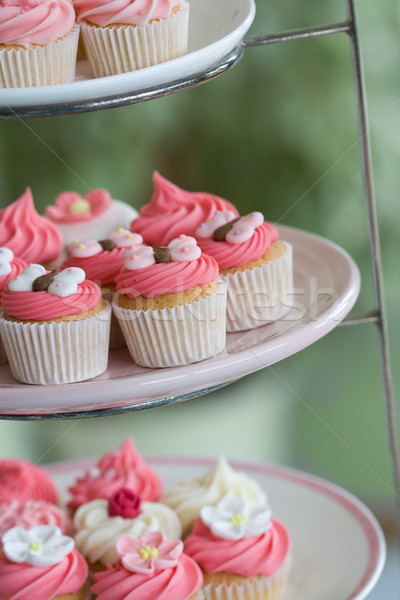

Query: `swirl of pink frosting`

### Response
(0, 189, 62, 265)
(91, 553, 202, 600)
(0, 548, 88, 599)
(68, 439, 163, 512)
(184, 518, 290, 577)
(0, 0, 76, 47)
(0, 500, 72, 538)
(74, 0, 184, 26)
(62, 248, 128, 286)
(0, 256, 26, 296)
(196, 222, 279, 270)
(1, 279, 101, 321)
(130, 172, 240, 247)
(0, 459, 57, 505)
(115, 254, 219, 298)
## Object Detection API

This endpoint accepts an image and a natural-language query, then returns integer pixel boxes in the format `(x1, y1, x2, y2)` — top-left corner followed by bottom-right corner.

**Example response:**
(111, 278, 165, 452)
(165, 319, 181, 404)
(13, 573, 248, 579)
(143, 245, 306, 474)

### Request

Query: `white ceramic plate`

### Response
(0, 225, 361, 417)
(46, 455, 386, 600)
(0, 0, 256, 110)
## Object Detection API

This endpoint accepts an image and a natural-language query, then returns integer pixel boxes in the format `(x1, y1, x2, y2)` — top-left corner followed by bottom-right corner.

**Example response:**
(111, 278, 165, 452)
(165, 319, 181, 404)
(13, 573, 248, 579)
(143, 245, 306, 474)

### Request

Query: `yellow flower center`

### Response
(69, 199, 91, 214)
(117, 227, 124, 232)
(29, 541, 43, 553)
(230, 514, 248, 526)
(139, 545, 159, 560)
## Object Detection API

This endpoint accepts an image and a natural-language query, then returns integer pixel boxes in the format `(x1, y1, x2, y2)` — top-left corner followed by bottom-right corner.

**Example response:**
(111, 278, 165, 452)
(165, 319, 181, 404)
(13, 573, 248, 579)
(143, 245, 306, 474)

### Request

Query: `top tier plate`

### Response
(0, 0, 256, 119)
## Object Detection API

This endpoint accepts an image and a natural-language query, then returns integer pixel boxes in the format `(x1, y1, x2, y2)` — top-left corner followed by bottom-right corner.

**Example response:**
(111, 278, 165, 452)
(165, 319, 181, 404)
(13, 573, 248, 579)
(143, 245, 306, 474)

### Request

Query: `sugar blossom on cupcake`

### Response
(46, 189, 113, 224)
(91, 532, 203, 600)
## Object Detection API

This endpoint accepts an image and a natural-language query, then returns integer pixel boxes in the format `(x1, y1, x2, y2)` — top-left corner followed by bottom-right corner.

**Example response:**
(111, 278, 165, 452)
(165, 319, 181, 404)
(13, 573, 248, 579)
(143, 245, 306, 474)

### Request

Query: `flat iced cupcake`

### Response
(0, 458, 58, 505)
(196, 211, 293, 331)
(0, 499, 72, 537)
(131, 172, 240, 247)
(0, 189, 62, 268)
(0, 525, 89, 600)
(74, 0, 189, 78)
(0, 264, 111, 384)
(45, 189, 138, 257)
(184, 496, 291, 600)
(0, 247, 26, 363)
(68, 438, 163, 512)
(0, 0, 79, 87)
(74, 488, 182, 570)
(163, 458, 268, 538)
(91, 532, 203, 600)
(113, 235, 227, 368)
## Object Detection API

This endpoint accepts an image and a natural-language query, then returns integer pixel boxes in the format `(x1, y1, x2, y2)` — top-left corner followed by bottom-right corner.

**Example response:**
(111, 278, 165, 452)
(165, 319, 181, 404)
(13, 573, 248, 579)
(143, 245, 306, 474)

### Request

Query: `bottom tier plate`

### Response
(47, 456, 385, 600)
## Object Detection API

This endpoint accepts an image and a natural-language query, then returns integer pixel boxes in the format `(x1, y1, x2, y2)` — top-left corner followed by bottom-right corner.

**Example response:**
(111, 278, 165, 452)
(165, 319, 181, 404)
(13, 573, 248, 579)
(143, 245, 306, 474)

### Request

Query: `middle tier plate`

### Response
(0, 225, 361, 418)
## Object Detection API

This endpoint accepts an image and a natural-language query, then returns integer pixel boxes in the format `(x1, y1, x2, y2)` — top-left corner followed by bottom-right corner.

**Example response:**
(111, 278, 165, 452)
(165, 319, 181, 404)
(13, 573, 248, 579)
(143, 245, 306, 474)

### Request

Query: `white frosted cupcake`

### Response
(163, 458, 268, 537)
(74, 0, 190, 78)
(0, 0, 79, 88)
(0, 264, 111, 384)
(74, 487, 182, 570)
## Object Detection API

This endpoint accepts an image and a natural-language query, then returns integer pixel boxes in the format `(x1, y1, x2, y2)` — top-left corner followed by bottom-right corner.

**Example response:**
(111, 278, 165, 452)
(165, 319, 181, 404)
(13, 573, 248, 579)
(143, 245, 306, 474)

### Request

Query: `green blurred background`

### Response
(0, 0, 399, 534)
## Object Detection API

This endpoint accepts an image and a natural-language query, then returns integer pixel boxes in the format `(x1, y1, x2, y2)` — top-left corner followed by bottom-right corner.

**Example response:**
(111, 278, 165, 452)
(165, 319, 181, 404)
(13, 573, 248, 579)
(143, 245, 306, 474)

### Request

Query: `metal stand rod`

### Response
(244, 22, 351, 48)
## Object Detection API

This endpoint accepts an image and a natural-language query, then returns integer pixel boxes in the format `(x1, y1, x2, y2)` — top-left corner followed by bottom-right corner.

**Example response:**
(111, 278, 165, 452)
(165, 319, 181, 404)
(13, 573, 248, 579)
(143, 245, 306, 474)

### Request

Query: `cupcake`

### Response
(0, 499, 72, 537)
(68, 438, 163, 512)
(61, 228, 144, 348)
(0, 189, 62, 269)
(91, 532, 203, 600)
(113, 235, 227, 368)
(0, 247, 26, 363)
(74, 487, 182, 570)
(163, 458, 268, 538)
(0, 0, 79, 88)
(0, 525, 89, 599)
(74, 0, 190, 78)
(0, 264, 111, 385)
(184, 496, 291, 600)
(195, 211, 293, 331)
(0, 458, 58, 505)
(131, 172, 240, 247)
(45, 189, 139, 258)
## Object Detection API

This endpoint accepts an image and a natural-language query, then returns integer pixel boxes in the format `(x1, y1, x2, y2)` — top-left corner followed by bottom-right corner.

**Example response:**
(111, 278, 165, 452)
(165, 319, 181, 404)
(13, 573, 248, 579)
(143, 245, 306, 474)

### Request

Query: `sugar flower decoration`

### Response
(0, 247, 14, 277)
(2, 525, 75, 567)
(116, 532, 183, 574)
(45, 190, 113, 224)
(200, 495, 272, 540)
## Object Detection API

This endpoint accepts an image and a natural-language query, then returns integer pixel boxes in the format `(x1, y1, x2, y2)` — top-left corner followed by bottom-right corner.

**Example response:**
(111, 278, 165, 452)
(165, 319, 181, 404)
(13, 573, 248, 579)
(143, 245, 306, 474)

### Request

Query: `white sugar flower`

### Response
(200, 495, 272, 540)
(2, 525, 75, 567)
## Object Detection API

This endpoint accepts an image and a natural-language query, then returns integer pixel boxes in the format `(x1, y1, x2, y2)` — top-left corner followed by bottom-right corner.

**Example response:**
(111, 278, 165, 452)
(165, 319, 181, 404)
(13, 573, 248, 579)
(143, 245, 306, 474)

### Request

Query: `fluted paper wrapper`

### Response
(0, 25, 80, 88)
(223, 243, 293, 332)
(0, 303, 111, 385)
(113, 281, 227, 368)
(81, 4, 189, 78)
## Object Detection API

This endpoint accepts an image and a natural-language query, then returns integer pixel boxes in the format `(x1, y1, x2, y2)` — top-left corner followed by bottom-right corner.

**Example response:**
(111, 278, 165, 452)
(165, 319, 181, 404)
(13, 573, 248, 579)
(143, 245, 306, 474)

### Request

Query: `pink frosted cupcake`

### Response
(184, 496, 291, 600)
(195, 211, 293, 331)
(91, 532, 203, 600)
(74, 0, 190, 78)
(0, 458, 58, 505)
(0, 525, 89, 599)
(113, 236, 227, 368)
(0, 247, 26, 363)
(0, 499, 72, 537)
(0, 0, 79, 88)
(0, 264, 111, 384)
(0, 189, 62, 269)
(131, 172, 240, 247)
(68, 438, 163, 513)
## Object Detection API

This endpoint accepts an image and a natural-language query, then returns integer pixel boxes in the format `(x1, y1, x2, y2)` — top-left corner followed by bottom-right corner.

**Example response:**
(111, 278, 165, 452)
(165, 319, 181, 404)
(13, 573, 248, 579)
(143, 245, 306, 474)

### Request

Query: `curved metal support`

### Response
(243, 22, 351, 47)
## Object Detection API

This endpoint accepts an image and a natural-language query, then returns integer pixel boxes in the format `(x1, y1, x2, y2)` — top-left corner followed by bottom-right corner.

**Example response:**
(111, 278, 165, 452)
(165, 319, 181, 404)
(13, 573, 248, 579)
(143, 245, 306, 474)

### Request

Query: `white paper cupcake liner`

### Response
(0, 303, 111, 385)
(112, 281, 227, 368)
(81, 3, 189, 78)
(0, 25, 80, 88)
(223, 243, 293, 332)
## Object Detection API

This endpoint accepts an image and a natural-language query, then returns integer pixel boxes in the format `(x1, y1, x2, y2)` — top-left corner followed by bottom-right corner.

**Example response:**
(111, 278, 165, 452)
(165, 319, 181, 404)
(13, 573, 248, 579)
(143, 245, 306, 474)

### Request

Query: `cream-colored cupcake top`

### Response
(163, 457, 268, 537)
(73, 495, 182, 566)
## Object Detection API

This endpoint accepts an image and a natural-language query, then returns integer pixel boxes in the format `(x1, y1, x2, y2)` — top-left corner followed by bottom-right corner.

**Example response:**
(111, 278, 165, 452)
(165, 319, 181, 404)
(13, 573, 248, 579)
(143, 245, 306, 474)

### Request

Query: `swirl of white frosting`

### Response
(73, 499, 182, 566)
(163, 457, 268, 537)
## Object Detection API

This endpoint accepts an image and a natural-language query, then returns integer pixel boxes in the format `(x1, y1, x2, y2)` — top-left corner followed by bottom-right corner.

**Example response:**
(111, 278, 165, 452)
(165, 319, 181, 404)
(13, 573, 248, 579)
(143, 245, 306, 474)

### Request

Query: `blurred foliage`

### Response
(0, 0, 399, 510)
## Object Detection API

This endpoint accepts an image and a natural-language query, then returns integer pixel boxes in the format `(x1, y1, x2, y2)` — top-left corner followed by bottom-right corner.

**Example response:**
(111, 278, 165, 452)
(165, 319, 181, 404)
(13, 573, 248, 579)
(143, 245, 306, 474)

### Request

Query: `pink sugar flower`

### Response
(116, 531, 183, 574)
(45, 189, 113, 224)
